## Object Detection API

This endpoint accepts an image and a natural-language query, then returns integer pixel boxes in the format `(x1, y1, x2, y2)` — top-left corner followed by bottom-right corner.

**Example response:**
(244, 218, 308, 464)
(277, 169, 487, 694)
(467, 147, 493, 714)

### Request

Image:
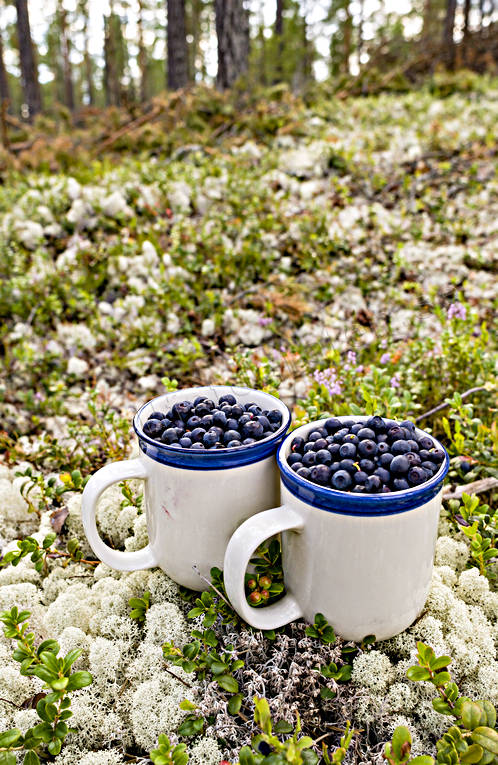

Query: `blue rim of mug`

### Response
(277, 418, 450, 516)
(133, 386, 292, 470)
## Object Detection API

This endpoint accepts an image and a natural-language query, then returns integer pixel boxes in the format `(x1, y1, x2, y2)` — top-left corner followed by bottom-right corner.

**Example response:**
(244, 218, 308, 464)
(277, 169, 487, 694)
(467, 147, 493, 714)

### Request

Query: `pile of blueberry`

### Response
(142, 394, 283, 450)
(287, 416, 445, 493)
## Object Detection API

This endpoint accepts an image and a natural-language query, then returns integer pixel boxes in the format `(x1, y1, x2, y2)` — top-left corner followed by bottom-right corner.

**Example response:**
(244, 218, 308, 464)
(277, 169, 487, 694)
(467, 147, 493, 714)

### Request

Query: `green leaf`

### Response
(62, 648, 82, 672)
(406, 666, 431, 682)
(471, 727, 498, 755)
(217, 674, 239, 693)
(320, 687, 336, 700)
(392, 726, 411, 761)
(462, 701, 486, 730)
(477, 701, 496, 729)
(460, 744, 484, 764)
(0, 729, 22, 748)
(430, 656, 452, 671)
(433, 698, 453, 715)
(239, 746, 256, 765)
(187, 607, 204, 619)
(66, 670, 93, 691)
(0, 753, 17, 765)
(321, 626, 336, 643)
(179, 699, 197, 711)
(273, 720, 293, 734)
(37, 640, 59, 656)
(433, 672, 452, 687)
(47, 738, 62, 756)
(227, 694, 243, 715)
(51, 676, 69, 690)
(23, 753, 41, 765)
(254, 697, 272, 735)
(409, 757, 434, 765)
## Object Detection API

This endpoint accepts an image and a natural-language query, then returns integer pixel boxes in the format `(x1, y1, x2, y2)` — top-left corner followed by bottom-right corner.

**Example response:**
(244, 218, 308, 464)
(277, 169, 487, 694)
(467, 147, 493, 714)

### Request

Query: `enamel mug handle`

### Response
(223, 505, 304, 630)
(81, 458, 158, 571)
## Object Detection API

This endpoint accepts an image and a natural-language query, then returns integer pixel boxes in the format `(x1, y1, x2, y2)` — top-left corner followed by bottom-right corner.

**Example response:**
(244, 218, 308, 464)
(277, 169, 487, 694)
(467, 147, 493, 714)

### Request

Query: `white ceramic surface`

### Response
(223, 416, 448, 641)
(81, 386, 290, 590)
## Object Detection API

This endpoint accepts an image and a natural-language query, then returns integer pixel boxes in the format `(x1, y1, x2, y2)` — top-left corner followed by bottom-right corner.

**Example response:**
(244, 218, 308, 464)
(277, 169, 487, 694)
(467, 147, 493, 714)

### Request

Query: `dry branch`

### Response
(443, 476, 498, 500)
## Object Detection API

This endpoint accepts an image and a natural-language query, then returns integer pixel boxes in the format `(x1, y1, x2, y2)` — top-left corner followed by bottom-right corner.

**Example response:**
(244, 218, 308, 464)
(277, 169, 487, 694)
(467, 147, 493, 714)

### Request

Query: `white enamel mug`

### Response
(81, 386, 291, 590)
(223, 416, 449, 641)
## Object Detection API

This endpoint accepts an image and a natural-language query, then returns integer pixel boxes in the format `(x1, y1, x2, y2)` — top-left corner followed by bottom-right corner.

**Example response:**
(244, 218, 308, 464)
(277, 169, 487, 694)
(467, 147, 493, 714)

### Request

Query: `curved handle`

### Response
(223, 505, 305, 630)
(81, 458, 158, 571)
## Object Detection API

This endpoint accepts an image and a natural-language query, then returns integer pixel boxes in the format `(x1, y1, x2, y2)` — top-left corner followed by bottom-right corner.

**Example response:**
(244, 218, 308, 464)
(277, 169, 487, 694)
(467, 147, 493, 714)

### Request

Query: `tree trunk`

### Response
(137, 0, 148, 101)
(104, 10, 120, 106)
(342, 2, 352, 74)
(14, 0, 42, 119)
(215, 0, 250, 89)
(78, 0, 94, 105)
(274, 0, 284, 82)
(58, 2, 74, 110)
(357, 0, 364, 64)
(0, 29, 10, 105)
(462, 0, 471, 63)
(443, 0, 457, 69)
(167, 0, 188, 89)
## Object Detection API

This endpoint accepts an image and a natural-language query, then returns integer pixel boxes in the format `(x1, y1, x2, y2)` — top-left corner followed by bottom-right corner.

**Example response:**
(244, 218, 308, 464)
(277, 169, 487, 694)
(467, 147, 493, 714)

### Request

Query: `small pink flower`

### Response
(258, 317, 272, 327)
(380, 352, 391, 365)
(390, 373, 400, 389)
(447, 302, 467, 321)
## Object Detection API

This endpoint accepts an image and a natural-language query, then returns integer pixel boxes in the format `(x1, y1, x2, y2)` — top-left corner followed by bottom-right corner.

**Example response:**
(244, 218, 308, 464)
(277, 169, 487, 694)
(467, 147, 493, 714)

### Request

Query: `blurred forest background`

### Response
(0, 0, 498, 122)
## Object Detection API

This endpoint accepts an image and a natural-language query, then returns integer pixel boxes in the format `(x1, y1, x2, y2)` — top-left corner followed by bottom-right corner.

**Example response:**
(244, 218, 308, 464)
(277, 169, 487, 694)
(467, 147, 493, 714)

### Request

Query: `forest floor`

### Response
(0, 80, 496, 765)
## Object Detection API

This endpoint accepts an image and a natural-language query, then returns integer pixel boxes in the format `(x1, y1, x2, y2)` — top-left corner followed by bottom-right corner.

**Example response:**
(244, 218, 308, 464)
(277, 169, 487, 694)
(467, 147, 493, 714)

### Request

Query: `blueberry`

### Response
(173, 401, 193, 421)
(211, 426, 224, 439)
(351, 423, 363, 435)
(297, 467, 311, 479)
(200, 414, 214, 430)
(374, 467, 390, 484)
(270, 423, 281, 432)
(333, 428, 349, 443)
(191, 442, 205, 449)
(224, 429, 241, 445)
(291, 461, 303, 472)
(387, 426, 404, 442)
(302, 451, 316, 467)
(243, 420, 264, 439)
(365, 475, 382, 492)
(190, 427, 206, 442)
(257, 415, 271, 432)
(390, 455, 410, 474)
(226, 418, 239, 431)
(193, 395, 208, 406)
(239, 414, 253, 427)
(357, 427, 375, 441)
(429, 448, 445, 464)
(376, 433, 388, 443)
(382, 486, 391, 493)
(405, 452, 421, 466)
(143, 419, 165, 438)
(392, 478, 409, 491)
(367, 415, 386, 432)
(332, 470, 352, 490)
(339, 459, 356, 473)
(175, 427, 185, 438)
(315, 449, 332, 465)
(421, 461, 436, 475)
(179, 437, 192, 448)
(212, 410, 228, 429)
(161, 427, 179, 444)
(358, 439, 377, 458)
(148, 410, 166, 421)
(359, 459, 375, 473)
(458, 459, 472, 474)
(195, 402, 212, 417)
(227, 440, 242, 448)
(339, 442, 357, 459)
(400, 420, 415, 431)
(288, 453, 302, 466)
(165, 409, 174, 420)
(220, 404, 233, 417)
(242, 438, 256, 445)
(324, 417, 342, 433)
(186, 415, 202, 430)
(408, 466, 428, 486)
(377, 442, 390, 454)
(313, 438, 328, 451)
(353, 485, 366, 493)
(406, 440, 419, 452)
(291, 436, 305, 453)
(392, 440, 411, 455)
(327, 443, 341, 458)
(329, 462, 341, 474)
(203, 430, 219, 448)
(308, 431, 323, 442)
(303, 442, 316, 453)
(219, 394, 236, 406)
(231, 404, 244, 419)
(354, 471, 368, 485)
(343, 433, 359, 445)
(418, 449, 432, 462)
(310, 464, 332, 485)
(379, 452, 394, 467)
(247, 404, 262, 416)
(418, 436, 434, 451)
(268, 409, 282, 424)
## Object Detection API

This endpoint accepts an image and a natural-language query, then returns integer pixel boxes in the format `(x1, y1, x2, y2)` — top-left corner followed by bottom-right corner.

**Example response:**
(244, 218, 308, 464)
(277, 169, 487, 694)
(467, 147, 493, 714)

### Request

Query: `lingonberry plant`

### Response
(446, 494, 497, 581)
(149, 733, 188, 765)
(0, 533, 98, 574)
(128, 590, 151, 624)
(0, 607, 93, 764)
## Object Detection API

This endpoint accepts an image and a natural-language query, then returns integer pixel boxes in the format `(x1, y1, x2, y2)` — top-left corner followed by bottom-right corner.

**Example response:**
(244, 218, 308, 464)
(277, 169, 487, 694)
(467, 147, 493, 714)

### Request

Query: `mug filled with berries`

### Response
(224, 415, 449, 641)
(81, 386, 291, 590)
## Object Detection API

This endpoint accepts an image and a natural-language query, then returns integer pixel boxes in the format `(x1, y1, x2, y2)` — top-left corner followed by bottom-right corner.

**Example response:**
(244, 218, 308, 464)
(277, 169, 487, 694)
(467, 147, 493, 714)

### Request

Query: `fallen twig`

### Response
(92, 105, 164, 156)
(415, 385, 488, 423)
(443, 476, 498, 501)
(163, 664, 193, 688)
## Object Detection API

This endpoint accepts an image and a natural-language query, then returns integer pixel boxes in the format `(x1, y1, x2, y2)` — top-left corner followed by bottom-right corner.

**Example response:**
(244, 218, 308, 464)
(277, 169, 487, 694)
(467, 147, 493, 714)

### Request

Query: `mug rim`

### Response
(133, 385, 291, 469)
(277, 416, 450, 515)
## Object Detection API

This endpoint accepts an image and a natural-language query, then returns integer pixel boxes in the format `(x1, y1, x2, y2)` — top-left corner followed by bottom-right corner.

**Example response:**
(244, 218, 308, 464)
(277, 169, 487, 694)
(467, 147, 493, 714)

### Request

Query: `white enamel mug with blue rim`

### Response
(223, 416, 450, 641)
(81, 386, 291, 590)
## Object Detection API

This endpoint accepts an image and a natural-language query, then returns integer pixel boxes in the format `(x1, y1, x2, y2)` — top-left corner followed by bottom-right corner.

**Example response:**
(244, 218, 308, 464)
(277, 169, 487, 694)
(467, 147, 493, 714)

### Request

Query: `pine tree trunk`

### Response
(59, 2, 74, 110)
(167, 0, 188, 89)
(274, 0, 284, 82)
(215, 0, 250, 89)
(443, 0, 457, 69)
(137, 0, 148, 101)
(463, 0, 471, 58)
(14, 0, 42, 119)
(342, 3, 352, 74)
(0, 30, 10, 105)
(104, 10, 120, 106)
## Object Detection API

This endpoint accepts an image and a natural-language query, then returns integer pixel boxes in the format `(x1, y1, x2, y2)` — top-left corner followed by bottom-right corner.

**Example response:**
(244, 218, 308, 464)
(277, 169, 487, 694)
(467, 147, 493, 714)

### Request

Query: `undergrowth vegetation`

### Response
(0, 79, 496, 763)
